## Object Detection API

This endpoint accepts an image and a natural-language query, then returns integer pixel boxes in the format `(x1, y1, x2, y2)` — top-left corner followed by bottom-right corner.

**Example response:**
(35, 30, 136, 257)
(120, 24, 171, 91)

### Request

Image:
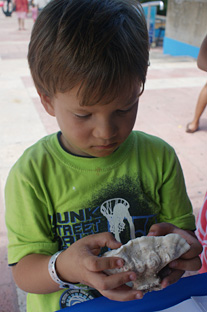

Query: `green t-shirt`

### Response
(5, 131, 195, 312)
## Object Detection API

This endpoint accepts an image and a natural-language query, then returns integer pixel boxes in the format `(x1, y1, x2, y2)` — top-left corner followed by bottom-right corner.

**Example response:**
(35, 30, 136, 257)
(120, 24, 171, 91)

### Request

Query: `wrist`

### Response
(48, 251, 77, 289)
(48, 251, 92, 290)
(55, 249, 81, 285)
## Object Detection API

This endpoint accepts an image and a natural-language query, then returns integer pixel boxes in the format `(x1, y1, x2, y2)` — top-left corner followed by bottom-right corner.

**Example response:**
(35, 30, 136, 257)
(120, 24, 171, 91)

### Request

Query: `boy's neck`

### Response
(57, 132, 96, 158)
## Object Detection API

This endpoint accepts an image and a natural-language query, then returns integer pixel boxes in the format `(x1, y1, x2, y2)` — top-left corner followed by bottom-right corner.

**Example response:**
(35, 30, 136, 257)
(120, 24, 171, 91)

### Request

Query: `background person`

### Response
(186, 35, 207, 133)
(30, 0, 38, 22)
(14, 0, 28, 30)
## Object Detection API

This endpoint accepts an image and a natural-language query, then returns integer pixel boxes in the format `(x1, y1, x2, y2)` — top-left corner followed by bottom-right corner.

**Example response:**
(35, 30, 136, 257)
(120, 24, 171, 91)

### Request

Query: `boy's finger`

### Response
(160, 269, 185, 288)
(101, 285, 143, 301)
(84, 254, 124, 272)
(169, 256, 202, 271)
(148, 222, 177, 236)
(172, 232, 202, 259)
(84, 232, 122, 250)
(86, 270, 137, 292)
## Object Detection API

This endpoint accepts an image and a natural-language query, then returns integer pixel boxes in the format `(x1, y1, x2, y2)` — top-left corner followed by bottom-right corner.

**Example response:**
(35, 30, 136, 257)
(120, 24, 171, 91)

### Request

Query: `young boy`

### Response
(5, 0, 202, 311)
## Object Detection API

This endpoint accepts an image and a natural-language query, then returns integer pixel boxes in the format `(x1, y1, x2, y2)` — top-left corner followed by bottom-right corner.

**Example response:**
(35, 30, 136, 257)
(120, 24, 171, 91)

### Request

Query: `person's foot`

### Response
(186, 122, 199, 133)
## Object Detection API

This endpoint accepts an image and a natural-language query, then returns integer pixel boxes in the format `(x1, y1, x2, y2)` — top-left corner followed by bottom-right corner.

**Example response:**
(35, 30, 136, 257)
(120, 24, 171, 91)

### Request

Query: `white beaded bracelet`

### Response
(48, 250, 92, 290)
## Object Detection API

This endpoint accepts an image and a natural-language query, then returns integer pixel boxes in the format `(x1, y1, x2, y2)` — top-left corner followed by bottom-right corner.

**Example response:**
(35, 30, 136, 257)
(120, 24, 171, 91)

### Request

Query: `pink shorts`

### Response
(16, 11, 27, 19)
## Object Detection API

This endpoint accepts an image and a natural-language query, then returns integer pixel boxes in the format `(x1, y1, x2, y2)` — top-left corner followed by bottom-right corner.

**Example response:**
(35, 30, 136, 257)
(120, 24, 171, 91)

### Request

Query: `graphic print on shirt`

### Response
(100, 198, 135, 242)
(48, 175, 158, 249)
(60, 289, 101, 308)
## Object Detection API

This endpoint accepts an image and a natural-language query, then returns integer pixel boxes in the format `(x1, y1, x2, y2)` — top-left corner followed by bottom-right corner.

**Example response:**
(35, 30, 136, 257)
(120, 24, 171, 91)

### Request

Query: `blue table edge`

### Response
(56, 273, 207, 312)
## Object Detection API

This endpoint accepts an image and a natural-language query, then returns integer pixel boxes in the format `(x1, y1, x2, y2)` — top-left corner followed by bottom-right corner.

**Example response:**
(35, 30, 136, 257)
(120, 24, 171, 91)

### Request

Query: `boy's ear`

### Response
(38, 92, 55, 117)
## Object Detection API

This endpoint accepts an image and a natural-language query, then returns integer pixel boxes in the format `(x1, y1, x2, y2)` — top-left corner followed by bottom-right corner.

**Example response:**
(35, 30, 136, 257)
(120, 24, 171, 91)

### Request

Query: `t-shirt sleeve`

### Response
(158, 145, 195, 230)
(5, 164, 59, 265)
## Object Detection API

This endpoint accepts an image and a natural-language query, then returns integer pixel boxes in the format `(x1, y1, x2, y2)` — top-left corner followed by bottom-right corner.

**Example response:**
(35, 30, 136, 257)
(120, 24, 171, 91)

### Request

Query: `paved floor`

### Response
(0, 10, 207, 312)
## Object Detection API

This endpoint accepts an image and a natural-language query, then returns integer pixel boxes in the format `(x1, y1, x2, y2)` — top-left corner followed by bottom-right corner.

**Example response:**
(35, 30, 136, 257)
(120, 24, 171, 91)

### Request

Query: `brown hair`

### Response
(28, 0, 149, 105)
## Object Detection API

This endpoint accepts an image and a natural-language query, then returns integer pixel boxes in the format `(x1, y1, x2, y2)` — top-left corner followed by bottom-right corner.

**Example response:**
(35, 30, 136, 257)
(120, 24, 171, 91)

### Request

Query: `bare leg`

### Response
(22, 18, 26, 30)
(186, 82, 207, 133)
(18, 18, 21, 30)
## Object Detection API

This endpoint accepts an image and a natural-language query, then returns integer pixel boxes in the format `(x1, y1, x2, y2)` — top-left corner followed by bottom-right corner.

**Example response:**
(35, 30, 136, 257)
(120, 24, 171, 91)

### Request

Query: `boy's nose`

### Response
(93, 118, 117, 140)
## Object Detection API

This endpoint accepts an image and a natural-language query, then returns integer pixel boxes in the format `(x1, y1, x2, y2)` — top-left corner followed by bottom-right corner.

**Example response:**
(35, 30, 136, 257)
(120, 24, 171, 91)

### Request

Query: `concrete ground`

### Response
(0, 10, 207, 312)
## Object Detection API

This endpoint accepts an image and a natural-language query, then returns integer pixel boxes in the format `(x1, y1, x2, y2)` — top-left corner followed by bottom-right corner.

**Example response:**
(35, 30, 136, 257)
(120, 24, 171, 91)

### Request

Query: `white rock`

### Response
(103, 233, 190, 292)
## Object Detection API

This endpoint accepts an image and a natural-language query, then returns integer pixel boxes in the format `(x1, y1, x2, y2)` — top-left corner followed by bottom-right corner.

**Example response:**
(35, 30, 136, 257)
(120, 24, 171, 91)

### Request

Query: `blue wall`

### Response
(142, 6, 157, 44)
(163, 37, 199, 58)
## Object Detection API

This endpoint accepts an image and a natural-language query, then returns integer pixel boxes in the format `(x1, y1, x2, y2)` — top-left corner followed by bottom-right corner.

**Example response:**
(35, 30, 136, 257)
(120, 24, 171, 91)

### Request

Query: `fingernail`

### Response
(129, 273, 136, 281)
(116, 259, 124, 267)
(147, 232, 156, 236)
(135, 293, 143, 299)
(161, 280, 169, 288)
(169, 261, 177, 268)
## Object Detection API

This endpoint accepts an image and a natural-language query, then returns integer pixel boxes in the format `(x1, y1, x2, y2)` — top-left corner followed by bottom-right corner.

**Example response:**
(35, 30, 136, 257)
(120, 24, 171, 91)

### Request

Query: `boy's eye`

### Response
(74, 114, 91, 119)
(117, 104, 136, 114)
(117, 108, 131, 114)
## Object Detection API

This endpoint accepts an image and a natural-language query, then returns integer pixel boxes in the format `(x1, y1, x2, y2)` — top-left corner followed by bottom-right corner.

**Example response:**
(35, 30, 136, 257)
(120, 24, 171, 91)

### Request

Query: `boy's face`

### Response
(41, 84, 140, 157)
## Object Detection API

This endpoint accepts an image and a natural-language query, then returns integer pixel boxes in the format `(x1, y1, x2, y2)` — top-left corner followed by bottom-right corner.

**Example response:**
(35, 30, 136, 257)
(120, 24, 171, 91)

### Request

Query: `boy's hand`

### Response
(56, 232, 143, 301)
(148, 222, 202, 289)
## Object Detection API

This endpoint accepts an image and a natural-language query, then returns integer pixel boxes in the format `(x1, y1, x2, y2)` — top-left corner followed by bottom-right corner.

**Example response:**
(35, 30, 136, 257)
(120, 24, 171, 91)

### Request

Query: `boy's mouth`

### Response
(94, 143, 117, 150)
